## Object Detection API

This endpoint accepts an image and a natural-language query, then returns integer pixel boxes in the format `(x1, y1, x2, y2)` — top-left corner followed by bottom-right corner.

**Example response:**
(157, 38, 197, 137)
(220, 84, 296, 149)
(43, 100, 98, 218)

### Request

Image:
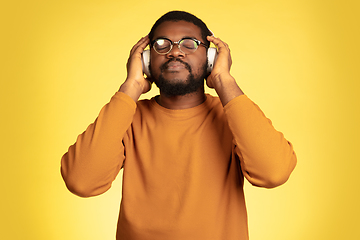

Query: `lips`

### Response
(160, 59, 192, 73)
(166, 61, 186, 70)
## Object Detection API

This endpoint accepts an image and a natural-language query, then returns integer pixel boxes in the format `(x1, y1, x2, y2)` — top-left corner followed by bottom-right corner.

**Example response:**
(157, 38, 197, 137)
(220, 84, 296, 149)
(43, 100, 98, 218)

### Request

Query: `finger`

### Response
(207, 36, 229, 52)
(223, 42, 230, 52)
(207, 36, 232, 69)
(129, 36, 148, 56)
(129, 38, 142, 56)
(129, 36, 147, 52)
(130, 36, 150, 56)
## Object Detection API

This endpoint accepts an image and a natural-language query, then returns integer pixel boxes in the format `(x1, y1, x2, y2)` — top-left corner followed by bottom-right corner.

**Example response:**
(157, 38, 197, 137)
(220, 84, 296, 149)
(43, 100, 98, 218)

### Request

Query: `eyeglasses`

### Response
(151, 37, 208, 55)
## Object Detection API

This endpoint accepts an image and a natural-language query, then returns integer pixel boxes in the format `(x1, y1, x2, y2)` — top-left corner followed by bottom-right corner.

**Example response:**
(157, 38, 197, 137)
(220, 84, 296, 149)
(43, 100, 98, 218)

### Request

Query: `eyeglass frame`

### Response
(150, 37, 208, 55)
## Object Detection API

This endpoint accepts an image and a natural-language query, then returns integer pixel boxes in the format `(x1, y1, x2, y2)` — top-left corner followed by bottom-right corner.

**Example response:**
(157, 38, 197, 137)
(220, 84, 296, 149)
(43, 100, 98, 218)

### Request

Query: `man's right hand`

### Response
(119, 36, 152, 102)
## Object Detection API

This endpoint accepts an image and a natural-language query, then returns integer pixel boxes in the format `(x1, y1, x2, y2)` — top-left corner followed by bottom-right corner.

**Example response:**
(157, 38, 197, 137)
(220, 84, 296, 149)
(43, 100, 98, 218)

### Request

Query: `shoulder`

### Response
(204, 94, 224, 112)
(206, 94, 221, 105)
(136, 97, 153, 108)
(134, 97, 157, 116)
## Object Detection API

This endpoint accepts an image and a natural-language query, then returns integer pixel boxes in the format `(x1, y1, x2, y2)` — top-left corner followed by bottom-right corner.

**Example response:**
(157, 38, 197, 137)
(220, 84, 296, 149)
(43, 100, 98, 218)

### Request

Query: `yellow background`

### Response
(1, 0, 359, 239)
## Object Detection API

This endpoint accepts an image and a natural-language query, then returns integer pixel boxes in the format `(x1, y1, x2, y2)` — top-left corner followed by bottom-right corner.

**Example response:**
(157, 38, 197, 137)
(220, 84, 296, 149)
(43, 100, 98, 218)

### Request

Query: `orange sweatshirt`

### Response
(61, 92, 296, 240)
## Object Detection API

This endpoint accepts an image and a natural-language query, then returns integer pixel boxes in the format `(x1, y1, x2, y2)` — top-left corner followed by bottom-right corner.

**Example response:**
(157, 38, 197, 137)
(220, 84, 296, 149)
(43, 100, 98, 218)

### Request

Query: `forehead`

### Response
(152, 20, 203, 41)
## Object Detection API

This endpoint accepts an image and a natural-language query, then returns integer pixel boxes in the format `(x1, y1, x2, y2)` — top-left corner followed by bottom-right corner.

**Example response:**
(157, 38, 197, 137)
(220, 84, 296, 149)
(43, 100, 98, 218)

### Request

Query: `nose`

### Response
(166, 43, 185, 58)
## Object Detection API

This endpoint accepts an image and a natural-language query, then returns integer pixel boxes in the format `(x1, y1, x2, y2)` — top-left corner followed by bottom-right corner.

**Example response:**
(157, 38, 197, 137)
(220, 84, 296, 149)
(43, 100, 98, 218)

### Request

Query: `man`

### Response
(61, 11, 297, 240)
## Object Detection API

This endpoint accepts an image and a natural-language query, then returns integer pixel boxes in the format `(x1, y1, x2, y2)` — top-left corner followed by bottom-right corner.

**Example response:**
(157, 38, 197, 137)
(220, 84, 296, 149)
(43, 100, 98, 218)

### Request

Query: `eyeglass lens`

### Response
(154, 39, 198, 54)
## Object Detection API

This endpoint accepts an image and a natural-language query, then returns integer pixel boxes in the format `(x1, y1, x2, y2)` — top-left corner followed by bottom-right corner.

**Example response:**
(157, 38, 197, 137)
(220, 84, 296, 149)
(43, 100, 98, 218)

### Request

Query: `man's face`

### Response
(149, 20, 208, 96)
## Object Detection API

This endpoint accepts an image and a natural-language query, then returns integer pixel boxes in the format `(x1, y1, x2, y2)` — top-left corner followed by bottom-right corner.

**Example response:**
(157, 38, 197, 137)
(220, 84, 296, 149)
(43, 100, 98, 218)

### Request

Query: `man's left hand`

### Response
(206, 36, 233, 89)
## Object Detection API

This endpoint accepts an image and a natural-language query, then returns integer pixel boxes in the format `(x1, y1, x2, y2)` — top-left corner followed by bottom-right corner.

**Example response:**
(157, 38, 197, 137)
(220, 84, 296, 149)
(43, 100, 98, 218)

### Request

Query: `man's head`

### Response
(148, 11, 212, 97)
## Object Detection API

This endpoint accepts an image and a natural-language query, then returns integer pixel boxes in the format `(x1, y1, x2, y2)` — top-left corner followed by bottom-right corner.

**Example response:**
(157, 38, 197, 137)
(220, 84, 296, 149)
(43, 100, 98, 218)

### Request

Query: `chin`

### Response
(155, 73, 204, 97)
(151, 60, 208, 96)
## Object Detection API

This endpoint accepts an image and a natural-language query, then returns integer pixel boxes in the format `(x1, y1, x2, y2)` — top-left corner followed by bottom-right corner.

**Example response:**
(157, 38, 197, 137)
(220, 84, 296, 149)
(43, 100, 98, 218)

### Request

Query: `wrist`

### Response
(211, 73, 244, 106)
(118, 78, 144, 102)
(212, 73, 236, 89)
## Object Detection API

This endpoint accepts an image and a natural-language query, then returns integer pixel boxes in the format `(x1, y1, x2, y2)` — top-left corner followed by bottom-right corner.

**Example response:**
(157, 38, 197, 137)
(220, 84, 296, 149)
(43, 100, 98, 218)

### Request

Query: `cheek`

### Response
(191, 56, 207, 76)
(149, 55, 162, 78)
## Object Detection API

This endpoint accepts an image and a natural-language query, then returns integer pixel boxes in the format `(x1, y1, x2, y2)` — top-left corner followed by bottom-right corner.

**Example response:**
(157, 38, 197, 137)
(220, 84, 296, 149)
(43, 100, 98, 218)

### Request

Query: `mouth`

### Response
(161, 59, 191, 73)
(166, 62, 186, 70)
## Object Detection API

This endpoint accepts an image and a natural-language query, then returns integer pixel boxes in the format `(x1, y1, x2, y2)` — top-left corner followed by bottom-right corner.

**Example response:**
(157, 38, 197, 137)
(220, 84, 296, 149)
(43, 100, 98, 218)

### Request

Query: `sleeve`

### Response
(224, 95, 297, 188)
(61, 92, 137, 197)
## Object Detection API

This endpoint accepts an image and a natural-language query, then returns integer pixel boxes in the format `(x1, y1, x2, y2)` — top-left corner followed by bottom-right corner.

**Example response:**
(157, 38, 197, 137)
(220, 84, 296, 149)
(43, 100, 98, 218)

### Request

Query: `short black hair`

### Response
(149, 11, 212, 47)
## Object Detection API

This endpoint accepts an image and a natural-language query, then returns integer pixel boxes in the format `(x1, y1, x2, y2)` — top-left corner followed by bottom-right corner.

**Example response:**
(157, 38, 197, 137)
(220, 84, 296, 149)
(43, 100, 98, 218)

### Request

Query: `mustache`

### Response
(160, 58, 192, 72)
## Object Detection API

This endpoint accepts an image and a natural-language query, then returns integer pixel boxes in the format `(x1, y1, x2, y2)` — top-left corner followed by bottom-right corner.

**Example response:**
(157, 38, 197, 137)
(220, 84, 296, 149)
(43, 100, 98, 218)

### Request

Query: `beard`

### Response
(151, 58, 208, 97)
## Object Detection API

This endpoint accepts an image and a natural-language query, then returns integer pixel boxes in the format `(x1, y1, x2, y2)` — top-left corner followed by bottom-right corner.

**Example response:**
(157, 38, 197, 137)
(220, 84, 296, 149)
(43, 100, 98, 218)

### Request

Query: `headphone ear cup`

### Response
(141, 49, 151, 77)
(207, 47, 217, 74)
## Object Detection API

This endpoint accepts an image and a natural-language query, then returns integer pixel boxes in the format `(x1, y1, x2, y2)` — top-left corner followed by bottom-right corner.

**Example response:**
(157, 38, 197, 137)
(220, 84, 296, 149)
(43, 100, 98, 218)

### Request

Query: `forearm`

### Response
(212, 73, 244, 106)
(61, 92, 136, 197)
(224, 96, 297, 188)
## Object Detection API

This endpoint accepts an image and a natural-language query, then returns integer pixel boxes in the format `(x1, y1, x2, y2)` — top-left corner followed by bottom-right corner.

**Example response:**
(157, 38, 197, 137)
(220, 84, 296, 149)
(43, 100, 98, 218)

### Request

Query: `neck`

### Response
(156, 87, 206, 109)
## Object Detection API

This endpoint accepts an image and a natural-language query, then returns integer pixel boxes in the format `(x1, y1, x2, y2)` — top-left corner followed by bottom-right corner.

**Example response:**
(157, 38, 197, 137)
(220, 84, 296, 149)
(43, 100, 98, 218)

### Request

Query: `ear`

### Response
(141, 49, 151, 77)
